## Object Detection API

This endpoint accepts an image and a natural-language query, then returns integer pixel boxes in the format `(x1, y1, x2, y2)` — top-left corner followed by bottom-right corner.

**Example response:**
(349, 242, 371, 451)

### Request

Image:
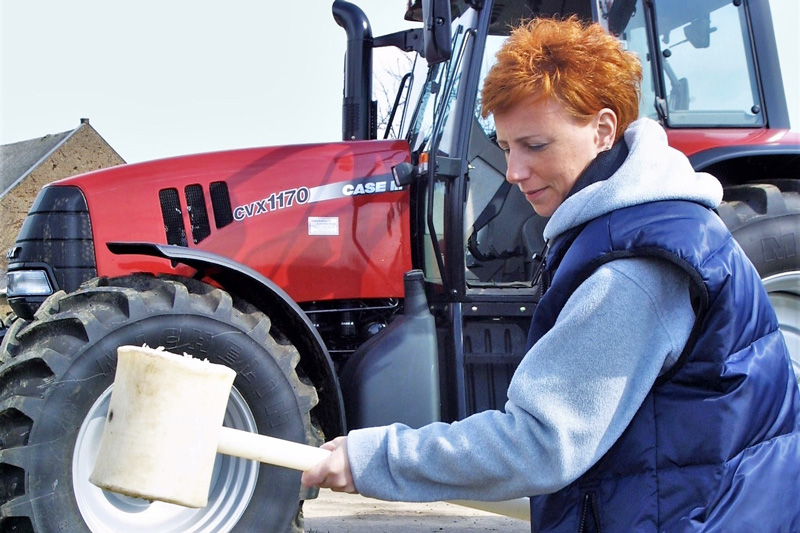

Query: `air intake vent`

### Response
(185, 184, 210, 244)
(209, 181, 233, 228)
(159, 188, 187, 246)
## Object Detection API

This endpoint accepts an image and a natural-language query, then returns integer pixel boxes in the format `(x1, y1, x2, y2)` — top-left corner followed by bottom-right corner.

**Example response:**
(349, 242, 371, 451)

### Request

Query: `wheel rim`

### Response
(73, 384, 259, 533)
(762, 271, 800, 388)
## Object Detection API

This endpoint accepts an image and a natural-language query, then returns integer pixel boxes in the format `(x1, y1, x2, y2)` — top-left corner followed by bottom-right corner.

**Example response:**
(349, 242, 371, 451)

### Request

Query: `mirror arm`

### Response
(374, 28, 425, 55)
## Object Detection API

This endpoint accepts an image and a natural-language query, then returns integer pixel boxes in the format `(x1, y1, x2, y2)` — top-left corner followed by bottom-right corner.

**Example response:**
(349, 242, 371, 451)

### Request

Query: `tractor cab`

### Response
(347, 0, 797, 419)
(390, 0, 776, 289)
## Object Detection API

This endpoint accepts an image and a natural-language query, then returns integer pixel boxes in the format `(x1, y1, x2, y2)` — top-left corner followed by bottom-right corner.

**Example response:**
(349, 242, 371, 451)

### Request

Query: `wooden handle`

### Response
(217, 426, 331, 471)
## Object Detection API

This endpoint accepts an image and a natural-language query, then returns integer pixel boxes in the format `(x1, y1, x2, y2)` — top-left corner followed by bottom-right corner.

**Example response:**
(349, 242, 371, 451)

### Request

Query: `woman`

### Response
(303, 17, 800, 531)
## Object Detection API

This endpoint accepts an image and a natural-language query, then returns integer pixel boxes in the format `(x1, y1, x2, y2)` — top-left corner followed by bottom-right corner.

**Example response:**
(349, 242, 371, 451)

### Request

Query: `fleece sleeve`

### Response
(346, 258, 696, 502)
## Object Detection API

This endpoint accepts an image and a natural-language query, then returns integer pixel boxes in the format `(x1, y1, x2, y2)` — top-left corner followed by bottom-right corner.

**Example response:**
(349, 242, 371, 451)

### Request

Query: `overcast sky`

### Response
(1, 1, 797, 164)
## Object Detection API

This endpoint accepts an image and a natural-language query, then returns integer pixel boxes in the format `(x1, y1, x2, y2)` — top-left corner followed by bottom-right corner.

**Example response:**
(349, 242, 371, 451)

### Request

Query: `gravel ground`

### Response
(303, 490, 530, 532)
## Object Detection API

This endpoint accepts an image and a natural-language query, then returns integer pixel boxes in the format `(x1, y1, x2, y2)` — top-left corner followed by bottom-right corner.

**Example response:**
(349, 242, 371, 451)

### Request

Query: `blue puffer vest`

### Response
(527, 200, 800, 532)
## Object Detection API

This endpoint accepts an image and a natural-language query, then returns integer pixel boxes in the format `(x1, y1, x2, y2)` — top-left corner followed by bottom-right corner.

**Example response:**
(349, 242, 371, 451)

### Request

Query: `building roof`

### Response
(0, 127, 79, 198)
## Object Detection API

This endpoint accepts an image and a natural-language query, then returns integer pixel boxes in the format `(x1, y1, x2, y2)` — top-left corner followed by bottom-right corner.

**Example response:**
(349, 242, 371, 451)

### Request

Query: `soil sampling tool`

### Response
(90, 345, 530, 520)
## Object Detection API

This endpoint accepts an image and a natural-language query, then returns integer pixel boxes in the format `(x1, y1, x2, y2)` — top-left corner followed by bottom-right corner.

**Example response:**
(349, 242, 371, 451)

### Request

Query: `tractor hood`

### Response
(50, 139, 413, 302)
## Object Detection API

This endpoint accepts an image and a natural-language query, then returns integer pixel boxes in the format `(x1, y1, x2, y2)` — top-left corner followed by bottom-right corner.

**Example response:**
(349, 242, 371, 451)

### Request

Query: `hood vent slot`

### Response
(209, 181, 233, 229)
(159, 188, 188, 247)
(185, 184, 211, 244)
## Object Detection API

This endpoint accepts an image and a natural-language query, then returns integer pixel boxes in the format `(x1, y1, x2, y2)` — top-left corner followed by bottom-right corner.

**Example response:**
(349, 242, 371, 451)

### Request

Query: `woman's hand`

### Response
(301, 436, 358, 494)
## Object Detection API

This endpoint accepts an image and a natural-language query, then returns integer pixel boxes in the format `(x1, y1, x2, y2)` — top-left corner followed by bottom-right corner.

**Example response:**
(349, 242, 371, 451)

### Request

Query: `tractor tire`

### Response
(0, 314, 29, 367)
(718, 180, 800, 385)
(0, 275, 322, 533)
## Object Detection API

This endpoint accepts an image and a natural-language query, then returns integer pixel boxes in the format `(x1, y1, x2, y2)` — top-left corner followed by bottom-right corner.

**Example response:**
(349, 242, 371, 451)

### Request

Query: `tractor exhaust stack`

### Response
(333, 0, 374, 141)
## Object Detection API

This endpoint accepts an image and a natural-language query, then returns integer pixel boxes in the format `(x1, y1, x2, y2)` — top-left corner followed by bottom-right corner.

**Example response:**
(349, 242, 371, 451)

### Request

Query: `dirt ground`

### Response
(303, 490, 529, 532)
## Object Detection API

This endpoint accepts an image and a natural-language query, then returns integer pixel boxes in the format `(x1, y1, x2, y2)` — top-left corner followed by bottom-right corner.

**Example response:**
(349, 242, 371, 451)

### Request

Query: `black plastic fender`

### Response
(107, 241, 346, 438)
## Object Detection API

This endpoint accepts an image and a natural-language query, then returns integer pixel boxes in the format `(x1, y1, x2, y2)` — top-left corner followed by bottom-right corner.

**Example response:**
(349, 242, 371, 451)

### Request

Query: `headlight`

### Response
(6, 270, 54, 297)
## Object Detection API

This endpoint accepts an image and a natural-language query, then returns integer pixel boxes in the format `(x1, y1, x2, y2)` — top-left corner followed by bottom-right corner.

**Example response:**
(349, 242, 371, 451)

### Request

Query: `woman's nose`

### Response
(505, 152, 528, 183)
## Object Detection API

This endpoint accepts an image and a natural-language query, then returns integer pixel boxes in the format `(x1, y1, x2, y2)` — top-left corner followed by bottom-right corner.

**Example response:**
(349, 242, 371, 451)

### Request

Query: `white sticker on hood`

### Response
(308, 217, 339, 236)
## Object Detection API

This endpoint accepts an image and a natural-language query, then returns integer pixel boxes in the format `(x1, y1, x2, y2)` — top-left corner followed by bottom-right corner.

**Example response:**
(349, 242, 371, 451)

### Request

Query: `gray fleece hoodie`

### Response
(346, 118, 724, 502)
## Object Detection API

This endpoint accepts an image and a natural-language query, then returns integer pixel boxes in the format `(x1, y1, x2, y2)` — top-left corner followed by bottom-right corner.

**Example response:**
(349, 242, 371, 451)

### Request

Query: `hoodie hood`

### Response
(543, 118, 723, 241)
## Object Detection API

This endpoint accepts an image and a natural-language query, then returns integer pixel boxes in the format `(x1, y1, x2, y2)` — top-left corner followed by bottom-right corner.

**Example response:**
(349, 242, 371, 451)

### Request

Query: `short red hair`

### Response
(481, 17, 642, 141)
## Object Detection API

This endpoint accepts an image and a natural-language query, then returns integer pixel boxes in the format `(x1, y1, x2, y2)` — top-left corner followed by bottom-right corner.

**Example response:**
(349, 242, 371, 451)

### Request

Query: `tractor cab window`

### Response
(464, 0, 622, 288)
(465, 32, 544, 287)
(404, 7, 478, 286)
(652, 0, 764, 127)
(405, 10, 475, 156)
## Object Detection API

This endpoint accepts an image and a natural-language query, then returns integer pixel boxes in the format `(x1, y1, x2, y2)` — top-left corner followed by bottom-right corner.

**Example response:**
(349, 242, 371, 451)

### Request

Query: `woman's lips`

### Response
(524, 187, 547, 200)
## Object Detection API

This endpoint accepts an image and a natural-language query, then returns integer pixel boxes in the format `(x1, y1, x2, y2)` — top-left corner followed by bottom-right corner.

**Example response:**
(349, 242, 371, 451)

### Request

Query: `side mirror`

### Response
(422, 0, 451, 64)
(391, 162, 417, 187)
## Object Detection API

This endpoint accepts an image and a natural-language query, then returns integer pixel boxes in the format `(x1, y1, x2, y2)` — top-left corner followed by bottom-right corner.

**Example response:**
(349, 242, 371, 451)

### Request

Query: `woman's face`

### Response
(494, 96, 615, 217)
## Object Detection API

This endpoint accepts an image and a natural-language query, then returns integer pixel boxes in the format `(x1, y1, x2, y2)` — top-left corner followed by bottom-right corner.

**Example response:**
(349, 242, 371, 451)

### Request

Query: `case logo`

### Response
(232, 173, 401, 222)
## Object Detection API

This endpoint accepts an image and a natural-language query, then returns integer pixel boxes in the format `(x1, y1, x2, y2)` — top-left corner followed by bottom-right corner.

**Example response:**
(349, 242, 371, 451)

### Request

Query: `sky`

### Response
(1, 1, 798, 164)
(0, 1, 416, 163)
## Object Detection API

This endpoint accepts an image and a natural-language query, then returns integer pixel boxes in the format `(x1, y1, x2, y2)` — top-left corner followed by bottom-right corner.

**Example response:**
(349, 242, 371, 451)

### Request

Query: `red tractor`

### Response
(1, 0, 798, 531)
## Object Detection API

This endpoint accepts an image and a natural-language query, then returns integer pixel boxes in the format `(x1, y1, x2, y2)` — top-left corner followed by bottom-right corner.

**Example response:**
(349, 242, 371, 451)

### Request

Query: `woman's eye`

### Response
(527, 144, 546, 151)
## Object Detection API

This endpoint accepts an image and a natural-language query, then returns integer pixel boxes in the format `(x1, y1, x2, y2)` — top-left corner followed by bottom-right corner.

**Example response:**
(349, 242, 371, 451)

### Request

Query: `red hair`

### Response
(481, 17, 642, 141)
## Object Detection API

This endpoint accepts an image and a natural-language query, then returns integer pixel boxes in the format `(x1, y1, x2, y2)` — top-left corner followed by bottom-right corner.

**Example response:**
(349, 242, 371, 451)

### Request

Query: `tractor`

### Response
(1, 0, 798, 531)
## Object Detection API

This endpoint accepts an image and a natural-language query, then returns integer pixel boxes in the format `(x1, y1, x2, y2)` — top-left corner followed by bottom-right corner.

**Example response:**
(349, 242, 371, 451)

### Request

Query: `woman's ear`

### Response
(595, 108, 618, 150)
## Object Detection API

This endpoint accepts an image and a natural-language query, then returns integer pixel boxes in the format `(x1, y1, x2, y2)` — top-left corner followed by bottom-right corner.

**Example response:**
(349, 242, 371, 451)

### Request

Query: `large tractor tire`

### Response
(0, 314, 27, 366)
(0, 275, 322, 533)
(718, 180, 800, 384)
